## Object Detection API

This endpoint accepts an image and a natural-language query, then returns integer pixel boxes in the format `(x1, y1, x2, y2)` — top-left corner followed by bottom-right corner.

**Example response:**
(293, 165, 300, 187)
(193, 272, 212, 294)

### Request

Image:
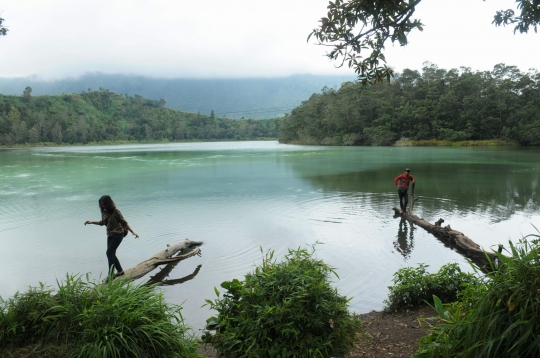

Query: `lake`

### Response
(1, 141, 539, 332)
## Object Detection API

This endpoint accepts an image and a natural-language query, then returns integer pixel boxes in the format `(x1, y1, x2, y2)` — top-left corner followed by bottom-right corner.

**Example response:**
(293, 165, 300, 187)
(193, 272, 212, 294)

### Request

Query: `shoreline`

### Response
(1, 138, 526, 150)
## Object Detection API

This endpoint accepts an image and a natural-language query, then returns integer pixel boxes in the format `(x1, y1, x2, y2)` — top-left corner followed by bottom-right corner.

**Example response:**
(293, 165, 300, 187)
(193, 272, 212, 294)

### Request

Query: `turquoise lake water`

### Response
(1, 141, 539, 331)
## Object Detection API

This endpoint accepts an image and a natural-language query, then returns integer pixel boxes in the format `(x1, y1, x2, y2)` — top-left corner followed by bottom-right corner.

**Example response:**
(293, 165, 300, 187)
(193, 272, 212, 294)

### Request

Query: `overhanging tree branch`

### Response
(310, 0, 540, 84)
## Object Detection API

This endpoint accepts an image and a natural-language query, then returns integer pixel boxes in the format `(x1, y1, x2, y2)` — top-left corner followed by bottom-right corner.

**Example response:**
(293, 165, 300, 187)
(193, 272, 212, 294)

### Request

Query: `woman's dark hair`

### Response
(99, 195, 116, 214)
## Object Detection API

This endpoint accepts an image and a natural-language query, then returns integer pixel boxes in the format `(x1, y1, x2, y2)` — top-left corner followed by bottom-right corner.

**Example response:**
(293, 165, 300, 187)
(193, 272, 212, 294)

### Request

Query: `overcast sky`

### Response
(1, 0, 538, 79)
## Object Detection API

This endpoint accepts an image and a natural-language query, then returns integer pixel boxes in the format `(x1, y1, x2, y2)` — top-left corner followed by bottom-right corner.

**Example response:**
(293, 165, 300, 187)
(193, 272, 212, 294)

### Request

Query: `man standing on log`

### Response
(394, 168, 415, 214)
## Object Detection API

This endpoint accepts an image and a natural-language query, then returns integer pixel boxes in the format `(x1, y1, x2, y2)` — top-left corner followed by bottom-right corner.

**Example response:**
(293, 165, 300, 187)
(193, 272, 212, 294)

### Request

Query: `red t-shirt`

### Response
(394, 173, 415, 189)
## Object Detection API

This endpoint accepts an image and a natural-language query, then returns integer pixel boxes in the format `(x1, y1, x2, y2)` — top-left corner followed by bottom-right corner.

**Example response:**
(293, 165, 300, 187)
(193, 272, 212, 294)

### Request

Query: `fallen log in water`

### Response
(116, 239, 203, 282)
(393, 208, 499, 268)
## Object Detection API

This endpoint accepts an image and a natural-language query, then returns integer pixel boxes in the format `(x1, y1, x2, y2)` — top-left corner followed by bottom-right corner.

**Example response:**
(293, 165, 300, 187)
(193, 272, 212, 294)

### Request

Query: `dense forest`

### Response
(0, 74, 353, 119)
(279, 63, 540, 146)
(0, 88, 279, 145)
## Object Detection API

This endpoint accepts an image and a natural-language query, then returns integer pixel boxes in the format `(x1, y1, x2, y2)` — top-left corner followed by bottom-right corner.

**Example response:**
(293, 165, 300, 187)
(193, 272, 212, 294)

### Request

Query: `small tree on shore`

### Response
(203, 244, 362, 357)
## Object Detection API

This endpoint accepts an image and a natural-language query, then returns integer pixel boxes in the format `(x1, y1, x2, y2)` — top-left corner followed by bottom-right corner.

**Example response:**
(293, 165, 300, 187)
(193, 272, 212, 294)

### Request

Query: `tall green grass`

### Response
(0, 274, 201, 357)
(415, 236, 540, 357)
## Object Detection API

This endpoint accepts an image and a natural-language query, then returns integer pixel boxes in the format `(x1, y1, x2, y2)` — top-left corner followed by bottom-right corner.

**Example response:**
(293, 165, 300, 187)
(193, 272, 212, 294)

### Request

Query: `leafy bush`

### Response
(384, 263, 479, 312)
(0, 274, 200, 358)
(202, 245, 362, 357)
(415, 238, 540, 358)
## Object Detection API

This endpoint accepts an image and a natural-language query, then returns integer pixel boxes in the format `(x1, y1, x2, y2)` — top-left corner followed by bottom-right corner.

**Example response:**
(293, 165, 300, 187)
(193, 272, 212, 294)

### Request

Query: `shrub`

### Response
(415, 238, 540, 358)
(0, 274, 201, 358)
(202, 245, 362, 357)
(384, 263, 479, 313)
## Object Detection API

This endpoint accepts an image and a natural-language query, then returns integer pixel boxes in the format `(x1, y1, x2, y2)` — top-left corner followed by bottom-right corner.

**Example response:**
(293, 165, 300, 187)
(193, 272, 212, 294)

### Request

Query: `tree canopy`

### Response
(279, 63, 540, 146)
(309, 0, 540, 84)
(0, 89, 279, 146)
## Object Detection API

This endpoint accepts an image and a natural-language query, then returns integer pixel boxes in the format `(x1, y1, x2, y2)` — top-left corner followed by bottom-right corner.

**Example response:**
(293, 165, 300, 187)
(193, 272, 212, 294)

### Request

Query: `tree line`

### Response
(279, 63, 540, 146)
(0, 74, 354, 120)
(0, 88, 279, 145)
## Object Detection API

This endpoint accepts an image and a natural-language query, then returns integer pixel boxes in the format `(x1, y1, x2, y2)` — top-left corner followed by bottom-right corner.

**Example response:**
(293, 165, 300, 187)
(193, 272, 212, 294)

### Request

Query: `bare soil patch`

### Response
(349, 306, 436, 358)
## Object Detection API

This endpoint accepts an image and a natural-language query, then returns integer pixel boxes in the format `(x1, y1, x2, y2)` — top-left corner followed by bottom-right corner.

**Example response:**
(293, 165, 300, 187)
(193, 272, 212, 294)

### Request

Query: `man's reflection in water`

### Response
(394, 218, 415, 259)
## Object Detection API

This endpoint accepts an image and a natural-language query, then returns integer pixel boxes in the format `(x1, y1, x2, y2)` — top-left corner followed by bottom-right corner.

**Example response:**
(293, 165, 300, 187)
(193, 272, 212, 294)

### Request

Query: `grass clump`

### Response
(415, 237, 540, 358)
(384, 263, 479, 313)
(202, 244, 362, 357)
(0, 274, 201, 358)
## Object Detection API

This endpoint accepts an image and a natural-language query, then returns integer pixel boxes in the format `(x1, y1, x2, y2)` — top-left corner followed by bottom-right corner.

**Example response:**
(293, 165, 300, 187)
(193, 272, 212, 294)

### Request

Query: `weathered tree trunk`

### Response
(116, 239, 203, 282)
(393, 208, 499, 269)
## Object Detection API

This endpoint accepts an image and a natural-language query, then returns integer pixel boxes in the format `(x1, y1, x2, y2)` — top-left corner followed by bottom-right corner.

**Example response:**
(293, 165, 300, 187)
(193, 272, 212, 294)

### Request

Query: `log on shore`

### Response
(393, 208, 499, 268)
(117, 239, 203, 282)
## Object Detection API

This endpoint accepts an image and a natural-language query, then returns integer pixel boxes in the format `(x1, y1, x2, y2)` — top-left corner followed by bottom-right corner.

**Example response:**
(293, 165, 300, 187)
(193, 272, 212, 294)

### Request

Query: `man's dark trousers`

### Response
(398, 188, 408, 212)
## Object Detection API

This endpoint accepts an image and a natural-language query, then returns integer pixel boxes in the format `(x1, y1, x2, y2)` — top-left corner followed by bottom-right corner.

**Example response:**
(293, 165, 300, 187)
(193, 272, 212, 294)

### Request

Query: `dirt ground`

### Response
(349, 306, 436, 358)
(198, 305, 436, 358)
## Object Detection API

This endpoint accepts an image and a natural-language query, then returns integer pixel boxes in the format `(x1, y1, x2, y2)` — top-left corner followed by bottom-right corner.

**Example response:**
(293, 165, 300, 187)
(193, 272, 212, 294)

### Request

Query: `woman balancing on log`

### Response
(84, 195, 139, 278)
(394, 168, 415, 214)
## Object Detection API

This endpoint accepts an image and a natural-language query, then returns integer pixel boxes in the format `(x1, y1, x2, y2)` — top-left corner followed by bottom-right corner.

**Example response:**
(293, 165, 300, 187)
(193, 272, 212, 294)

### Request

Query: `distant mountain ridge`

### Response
(0, 73, 355, 119)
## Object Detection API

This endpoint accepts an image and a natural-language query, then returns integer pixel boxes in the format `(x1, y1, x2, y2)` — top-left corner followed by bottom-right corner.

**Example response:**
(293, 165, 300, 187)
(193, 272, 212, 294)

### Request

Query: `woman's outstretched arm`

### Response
(125, 223, 139, 238)
(84, 220, 102, 225)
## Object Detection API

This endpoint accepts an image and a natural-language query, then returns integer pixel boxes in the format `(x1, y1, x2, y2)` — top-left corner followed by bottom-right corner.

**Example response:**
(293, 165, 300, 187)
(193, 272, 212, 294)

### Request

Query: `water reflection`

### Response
(145, 245, 203, 286)
(1, 143, 539, 331)
(291, 163, 540, 222)
(146, 262, 203, 287)
(394, 218, 415, 259)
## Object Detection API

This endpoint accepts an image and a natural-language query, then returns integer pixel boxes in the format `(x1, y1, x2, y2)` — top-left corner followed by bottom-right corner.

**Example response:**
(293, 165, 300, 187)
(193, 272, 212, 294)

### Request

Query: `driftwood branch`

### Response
(393, 208, 500, 268)
(116, 239, 203, 282)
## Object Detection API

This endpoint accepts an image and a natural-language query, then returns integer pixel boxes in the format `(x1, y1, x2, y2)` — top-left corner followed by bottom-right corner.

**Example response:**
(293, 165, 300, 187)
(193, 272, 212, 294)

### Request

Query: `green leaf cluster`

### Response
(202, 245, 363, 357)
(415, 236, 540, 357)
(309, 0, 421, 84)
(279, 63, 540, 146)
(0, 274, 201, 357)
(384, 263, 479, 313)
(492, 0, 540, 34)
(0, 16, 7, 37)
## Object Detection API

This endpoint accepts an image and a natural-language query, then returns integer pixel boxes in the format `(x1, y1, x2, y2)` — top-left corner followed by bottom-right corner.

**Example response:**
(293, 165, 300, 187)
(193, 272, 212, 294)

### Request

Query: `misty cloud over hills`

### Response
(0, 74, 354, 119)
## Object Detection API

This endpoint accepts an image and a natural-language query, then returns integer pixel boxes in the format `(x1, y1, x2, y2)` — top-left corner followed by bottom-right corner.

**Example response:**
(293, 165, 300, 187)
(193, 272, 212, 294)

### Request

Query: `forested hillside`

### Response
(0, 89, 278, 145)
(0, 74, 354, 119)
(279, 63, 540, 146)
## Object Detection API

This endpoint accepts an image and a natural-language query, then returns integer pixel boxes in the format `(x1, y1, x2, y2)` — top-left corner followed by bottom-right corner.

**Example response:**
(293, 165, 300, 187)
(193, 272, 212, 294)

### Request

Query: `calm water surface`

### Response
(1, 141, 539, 331)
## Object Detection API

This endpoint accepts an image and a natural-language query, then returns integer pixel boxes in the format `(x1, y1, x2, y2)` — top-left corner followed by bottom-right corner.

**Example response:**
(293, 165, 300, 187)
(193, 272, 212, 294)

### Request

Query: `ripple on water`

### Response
(3, 142, 538, 330)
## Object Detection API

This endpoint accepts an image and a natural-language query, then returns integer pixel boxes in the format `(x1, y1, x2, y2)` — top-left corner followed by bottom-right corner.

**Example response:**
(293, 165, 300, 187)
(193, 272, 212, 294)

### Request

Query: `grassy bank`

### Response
(281, 138, 522, 147)
(393, 138, 520, 147)
(0, 274, 201, 358)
